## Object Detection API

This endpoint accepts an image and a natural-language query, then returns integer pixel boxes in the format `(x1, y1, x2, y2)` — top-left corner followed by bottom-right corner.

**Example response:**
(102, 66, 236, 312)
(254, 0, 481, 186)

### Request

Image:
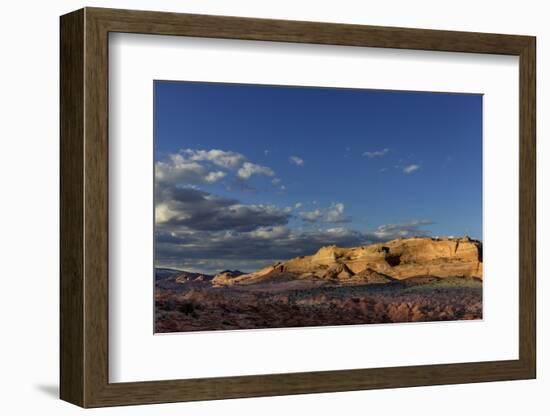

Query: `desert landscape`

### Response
(153, 82, 483, 334)
(155, 236, 483, 333)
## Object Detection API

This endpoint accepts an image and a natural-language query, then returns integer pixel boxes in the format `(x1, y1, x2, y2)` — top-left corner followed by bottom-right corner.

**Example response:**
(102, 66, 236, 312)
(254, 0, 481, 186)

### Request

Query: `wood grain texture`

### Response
(59, 7, 537, 408)
(88, 7, 532, 54)
(59, 8, 84, 407)
(83, 10, 110, 406)
(518, 38, 536, 376)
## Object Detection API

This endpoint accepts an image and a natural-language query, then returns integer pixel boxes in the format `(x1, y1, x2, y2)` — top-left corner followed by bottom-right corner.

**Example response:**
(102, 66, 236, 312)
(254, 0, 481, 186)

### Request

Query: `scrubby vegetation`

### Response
(155, 278, 482, 333)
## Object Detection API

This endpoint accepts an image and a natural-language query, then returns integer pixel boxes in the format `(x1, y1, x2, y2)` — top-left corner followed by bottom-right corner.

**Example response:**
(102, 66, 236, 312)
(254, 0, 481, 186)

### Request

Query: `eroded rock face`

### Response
(211, 270, 245, 286)
(345, 237, 483, 280)
(352, 268, 397, 284)
(174, 272, 214, 284)
(214, 237, 482, 286)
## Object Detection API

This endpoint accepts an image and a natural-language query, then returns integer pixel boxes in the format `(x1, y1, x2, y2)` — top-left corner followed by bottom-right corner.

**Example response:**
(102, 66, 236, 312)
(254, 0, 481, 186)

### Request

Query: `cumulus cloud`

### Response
(155, 154, 226, 185)
(325, 203, 349, 223)
(154, 151, 434, 273)
(204, 171, 226, 182)
(183, 148, 245, 169)
(300, 209, 323, 222)
(366, 220, 434, 240)
(402, 164, 420, 174)
(249, 225, 290, 239)
(156, 149, 280, 191)
(299, 202, 350, 224)
(237, 162, 275, 179)
(289, 156, 304, 166)
(363, 148, 389, 158)
(156, 186, 290, 232)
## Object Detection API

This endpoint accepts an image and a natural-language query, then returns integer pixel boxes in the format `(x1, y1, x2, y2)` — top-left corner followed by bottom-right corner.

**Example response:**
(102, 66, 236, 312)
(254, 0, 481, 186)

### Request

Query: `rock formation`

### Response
(211, 270, 246, 286)
(212, 237, 482, 286)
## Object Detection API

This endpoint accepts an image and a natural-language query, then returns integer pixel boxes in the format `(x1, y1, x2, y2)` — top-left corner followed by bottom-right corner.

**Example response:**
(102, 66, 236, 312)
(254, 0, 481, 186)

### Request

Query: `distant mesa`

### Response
(155, 268, 214, 289)
(175, 273, 212, 284)
(211, 270, 246, 285)
(210, 236, 483, 287)
(154, 267, 184, 281)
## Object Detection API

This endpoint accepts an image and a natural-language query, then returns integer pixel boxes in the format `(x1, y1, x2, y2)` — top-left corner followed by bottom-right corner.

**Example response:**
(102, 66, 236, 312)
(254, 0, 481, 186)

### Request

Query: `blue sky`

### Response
(154, 81, 482, 273)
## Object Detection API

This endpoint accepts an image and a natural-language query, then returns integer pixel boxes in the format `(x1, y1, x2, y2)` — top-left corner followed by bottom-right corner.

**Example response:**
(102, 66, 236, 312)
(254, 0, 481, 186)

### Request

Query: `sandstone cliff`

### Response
(211, 270, 246, 286)
(212, 237, 482, 286)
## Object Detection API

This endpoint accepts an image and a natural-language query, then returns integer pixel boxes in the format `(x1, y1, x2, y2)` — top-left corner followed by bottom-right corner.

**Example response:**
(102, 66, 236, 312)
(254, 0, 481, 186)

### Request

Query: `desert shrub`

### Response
(388, 303, 411, 321)
(178, 302, 195, 315)
(156, 299, 177, 311)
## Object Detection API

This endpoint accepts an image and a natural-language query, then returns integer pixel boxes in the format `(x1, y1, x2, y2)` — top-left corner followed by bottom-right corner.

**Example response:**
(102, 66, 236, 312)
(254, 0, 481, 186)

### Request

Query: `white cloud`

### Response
(325, 203, 347, 223)
(183, 149, 245, 169)
(402, 164, 420, 174)
(299, 209, 323, 222)
(363, 148, 389, 158)
(289, 155, 304, 166)
(299, 202, 350, 223)
(294, 202, 303, 209)
(250, 226, 290, 239)
(204, 171, 227, 183)
(368, 220, 434, 240)
(158, 148, 281, 191)
(237, 162, 275, 179)
(155, 154, 226, 185)
(155, 202, 179, 224)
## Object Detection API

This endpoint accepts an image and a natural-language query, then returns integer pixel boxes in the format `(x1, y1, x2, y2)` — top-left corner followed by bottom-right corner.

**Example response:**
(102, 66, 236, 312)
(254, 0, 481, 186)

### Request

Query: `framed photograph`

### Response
(60, 7, 536, 407)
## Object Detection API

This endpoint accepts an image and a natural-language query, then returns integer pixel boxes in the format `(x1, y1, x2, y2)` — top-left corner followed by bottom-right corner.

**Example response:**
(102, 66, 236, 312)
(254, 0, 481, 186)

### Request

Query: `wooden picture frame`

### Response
(60, 7, 536, 408)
